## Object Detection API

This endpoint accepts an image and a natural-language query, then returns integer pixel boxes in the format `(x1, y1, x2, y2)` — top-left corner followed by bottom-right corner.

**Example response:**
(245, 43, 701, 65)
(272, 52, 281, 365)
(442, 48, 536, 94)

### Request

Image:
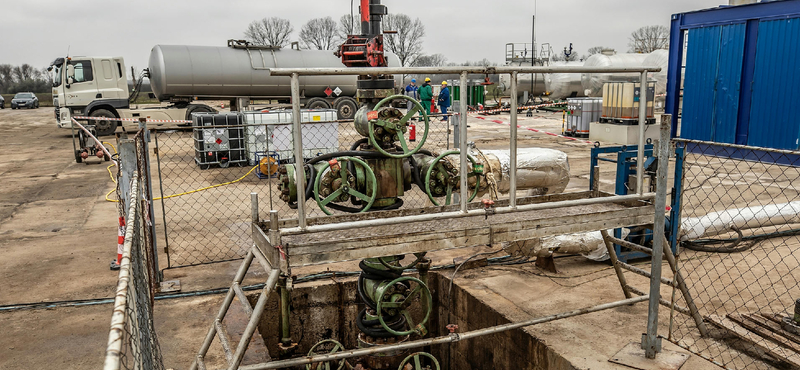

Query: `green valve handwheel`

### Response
(369, 94, 429, 158)
(306, 339, 348, 370)
(314, 156, 377, 215)
(376, 276, 432, 337)
(397, 352, 440, 370)
(424, 150, 482, 206)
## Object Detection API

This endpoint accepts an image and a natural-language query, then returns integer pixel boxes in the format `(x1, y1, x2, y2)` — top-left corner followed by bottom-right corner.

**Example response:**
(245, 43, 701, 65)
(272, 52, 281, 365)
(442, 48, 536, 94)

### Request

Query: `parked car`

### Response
(11, 92, 39, 109)
(0, 95, 4, 109)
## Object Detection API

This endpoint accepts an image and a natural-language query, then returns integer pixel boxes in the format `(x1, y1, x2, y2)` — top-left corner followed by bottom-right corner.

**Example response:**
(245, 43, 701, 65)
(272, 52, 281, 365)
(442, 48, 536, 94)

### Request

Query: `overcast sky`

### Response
(1, 0, 725, 73)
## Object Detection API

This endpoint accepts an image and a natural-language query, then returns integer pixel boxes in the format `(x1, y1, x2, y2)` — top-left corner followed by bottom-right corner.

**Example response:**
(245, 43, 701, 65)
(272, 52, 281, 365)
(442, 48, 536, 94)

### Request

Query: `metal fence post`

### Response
(642, 114, 671, 358)
(138, 118, 161, 283)
(459, 72, 468, 213)
(452, 104, 460, 149)
(290, 73, 307, 230)
(118, 140, 136, 215)
(636, 70, 648, 195)
(510, 71, 518, 209)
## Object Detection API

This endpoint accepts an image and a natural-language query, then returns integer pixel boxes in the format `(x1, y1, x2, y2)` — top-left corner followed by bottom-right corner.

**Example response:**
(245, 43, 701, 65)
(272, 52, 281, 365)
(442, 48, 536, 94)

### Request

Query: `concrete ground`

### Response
(0, 105, 751, 370)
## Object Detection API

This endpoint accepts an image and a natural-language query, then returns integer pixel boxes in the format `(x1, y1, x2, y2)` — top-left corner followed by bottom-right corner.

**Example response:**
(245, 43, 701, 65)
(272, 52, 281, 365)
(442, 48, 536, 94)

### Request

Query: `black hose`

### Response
(350, 138, 369, 151)
(357, 273, 377, 310)
(359, 261, 402, 279)
(683, 226, 800, 253)
(355, 309, 408, 338)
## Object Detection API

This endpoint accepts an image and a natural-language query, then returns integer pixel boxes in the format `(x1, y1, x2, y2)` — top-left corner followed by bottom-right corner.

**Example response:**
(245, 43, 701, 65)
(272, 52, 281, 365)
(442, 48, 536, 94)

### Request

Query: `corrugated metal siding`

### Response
(748, 17, 800, 150)
(712, 24, 746, 143)
(682, 26, 721, 141)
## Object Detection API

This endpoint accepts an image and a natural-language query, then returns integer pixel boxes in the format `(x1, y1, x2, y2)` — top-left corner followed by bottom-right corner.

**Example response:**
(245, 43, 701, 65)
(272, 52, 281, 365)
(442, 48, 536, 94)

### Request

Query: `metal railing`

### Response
(268, 64, 667, 358)
(268, 65, 660, 231)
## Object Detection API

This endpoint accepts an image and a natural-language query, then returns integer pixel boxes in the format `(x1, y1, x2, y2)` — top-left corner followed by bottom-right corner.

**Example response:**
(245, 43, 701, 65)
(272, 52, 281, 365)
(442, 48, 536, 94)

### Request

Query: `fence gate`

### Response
(669, 139, 800, 370)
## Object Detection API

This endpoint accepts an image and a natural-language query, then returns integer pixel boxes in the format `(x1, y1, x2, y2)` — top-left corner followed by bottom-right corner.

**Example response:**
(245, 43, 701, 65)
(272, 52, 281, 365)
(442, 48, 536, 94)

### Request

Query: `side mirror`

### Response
(66, 64, 75, 88)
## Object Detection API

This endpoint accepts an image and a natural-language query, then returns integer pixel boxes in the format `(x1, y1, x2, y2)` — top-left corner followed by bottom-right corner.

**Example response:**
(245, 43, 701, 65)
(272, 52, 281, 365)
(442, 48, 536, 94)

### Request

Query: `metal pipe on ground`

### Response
(238, 295, 649, 370)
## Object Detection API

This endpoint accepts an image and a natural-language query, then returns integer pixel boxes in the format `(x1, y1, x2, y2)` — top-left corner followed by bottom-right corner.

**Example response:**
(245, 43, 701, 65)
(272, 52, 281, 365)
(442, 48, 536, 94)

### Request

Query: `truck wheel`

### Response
(333, 97, 358, 120)
(90, 109, 118, 136)
(305, 97, 331, 110)
(184, 104, 215, 125)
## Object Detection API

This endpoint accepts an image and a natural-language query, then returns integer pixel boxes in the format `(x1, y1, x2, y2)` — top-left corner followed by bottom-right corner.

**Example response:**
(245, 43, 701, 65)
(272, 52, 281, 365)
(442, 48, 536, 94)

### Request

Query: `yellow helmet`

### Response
(441, 81, 447, 85)
(424, 77, 431, 82)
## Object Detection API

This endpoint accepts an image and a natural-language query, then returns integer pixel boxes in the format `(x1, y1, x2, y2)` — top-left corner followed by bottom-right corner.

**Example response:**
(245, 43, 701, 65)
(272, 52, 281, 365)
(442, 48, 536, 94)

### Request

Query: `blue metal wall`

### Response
(681, 24, 746, 143)
(748, 17, 800, 149)
(667, 1, 800, 151)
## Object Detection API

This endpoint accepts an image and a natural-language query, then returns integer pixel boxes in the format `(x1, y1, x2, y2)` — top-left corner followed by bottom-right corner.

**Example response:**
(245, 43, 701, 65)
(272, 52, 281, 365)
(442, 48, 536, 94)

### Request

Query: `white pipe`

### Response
(681, 201, 800, 240)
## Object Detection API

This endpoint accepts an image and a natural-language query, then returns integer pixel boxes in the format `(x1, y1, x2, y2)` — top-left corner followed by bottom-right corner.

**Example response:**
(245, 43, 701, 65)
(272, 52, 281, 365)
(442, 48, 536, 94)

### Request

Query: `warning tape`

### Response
(474, 116, 594, 145)
(469, 102, 563, 115)
(73, 116, 192, 124)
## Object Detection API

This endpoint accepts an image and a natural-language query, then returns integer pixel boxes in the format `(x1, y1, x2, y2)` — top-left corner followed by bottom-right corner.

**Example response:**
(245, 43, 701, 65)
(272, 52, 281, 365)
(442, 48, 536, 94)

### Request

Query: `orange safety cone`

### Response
(409, 122, 416, 142)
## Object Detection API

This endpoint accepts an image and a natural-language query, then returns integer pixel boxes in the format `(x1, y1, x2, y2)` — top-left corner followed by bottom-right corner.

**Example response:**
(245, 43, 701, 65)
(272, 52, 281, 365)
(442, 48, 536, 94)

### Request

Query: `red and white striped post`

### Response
(111, 216, 125, 270)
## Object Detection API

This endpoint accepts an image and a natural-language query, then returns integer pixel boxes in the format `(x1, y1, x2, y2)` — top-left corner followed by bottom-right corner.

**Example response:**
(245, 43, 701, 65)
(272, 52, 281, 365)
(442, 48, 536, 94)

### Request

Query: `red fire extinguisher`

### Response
(409, 122, 416, 142)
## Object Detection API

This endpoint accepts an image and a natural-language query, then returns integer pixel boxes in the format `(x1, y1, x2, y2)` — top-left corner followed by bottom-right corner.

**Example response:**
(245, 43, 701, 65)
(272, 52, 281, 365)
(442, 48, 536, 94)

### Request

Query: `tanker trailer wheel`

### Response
(184, 104, 215, 126)
(333, 97, 358, 120)
(89, 109, 118, 136)
(305, 97, 332, 110)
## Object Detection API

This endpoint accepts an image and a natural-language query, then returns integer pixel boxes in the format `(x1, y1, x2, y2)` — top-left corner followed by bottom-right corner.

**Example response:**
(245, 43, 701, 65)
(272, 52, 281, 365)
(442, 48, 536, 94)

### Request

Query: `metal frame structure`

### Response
(589, 143, 686, 262)
(189, 64, 699, 368)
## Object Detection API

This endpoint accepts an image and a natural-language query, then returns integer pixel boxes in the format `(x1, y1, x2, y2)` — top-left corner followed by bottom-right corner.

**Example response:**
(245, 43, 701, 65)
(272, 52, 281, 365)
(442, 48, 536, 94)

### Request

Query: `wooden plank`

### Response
(252, 223, 277, 268)
(707, 314, 800, 368)
(752, 313, 800, 346)
(288, 205, 651, 255)
(729, 314, 800, 354)
(288, 212, 653, 267)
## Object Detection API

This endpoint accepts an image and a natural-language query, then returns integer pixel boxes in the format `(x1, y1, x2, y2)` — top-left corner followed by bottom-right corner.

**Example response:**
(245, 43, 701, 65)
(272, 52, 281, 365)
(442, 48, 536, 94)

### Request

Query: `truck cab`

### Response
(51, 56, 130, 135)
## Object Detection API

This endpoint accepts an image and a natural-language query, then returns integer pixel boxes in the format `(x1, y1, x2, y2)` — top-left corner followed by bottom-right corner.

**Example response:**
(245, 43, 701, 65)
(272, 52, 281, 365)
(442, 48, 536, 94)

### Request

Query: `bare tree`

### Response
(0, 64, 13, 92)
(299, 17, 339, 50)
(12, 64, 39, 82)
(338, 14, 359, 40)
(412, 54, 447, 67)
(383, 14, 426, 66)
(244, 17, 293, 47)
(628, 25, 669, 53)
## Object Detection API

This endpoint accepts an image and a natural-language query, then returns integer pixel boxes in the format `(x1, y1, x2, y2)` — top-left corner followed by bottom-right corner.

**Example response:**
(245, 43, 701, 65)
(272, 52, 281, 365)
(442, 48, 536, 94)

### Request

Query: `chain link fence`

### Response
(669, 139, 800, 370)
(105, 131, 165, 370)
(153, 108, 454, 267)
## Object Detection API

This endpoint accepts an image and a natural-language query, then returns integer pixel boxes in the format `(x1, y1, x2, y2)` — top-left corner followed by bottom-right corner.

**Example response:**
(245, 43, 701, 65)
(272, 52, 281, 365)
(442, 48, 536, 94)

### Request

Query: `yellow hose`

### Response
(100, 140, 258, 202)
(155, 165, 258, 201)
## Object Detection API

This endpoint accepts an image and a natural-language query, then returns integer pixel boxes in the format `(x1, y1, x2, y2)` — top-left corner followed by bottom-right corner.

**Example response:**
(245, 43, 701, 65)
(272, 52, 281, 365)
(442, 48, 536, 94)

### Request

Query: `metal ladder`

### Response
(189, 243, 281, 370)
(600, 230, 709, 338)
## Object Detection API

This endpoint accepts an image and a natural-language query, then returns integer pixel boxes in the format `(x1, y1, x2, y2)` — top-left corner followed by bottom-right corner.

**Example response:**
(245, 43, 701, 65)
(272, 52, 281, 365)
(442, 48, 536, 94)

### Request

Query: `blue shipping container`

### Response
(667, 1, 800, 151)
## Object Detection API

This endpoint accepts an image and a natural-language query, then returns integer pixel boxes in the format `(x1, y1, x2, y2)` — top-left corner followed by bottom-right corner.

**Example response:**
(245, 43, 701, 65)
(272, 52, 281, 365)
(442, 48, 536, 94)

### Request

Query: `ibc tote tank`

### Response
(148, 45, 402, 101)
(581, 52, 649, 97)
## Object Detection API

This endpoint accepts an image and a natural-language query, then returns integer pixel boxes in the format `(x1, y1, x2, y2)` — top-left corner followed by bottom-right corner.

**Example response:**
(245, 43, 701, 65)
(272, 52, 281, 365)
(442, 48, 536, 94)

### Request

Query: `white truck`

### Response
(50, 55, 215, 136)
(50, 41, 402, 136)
